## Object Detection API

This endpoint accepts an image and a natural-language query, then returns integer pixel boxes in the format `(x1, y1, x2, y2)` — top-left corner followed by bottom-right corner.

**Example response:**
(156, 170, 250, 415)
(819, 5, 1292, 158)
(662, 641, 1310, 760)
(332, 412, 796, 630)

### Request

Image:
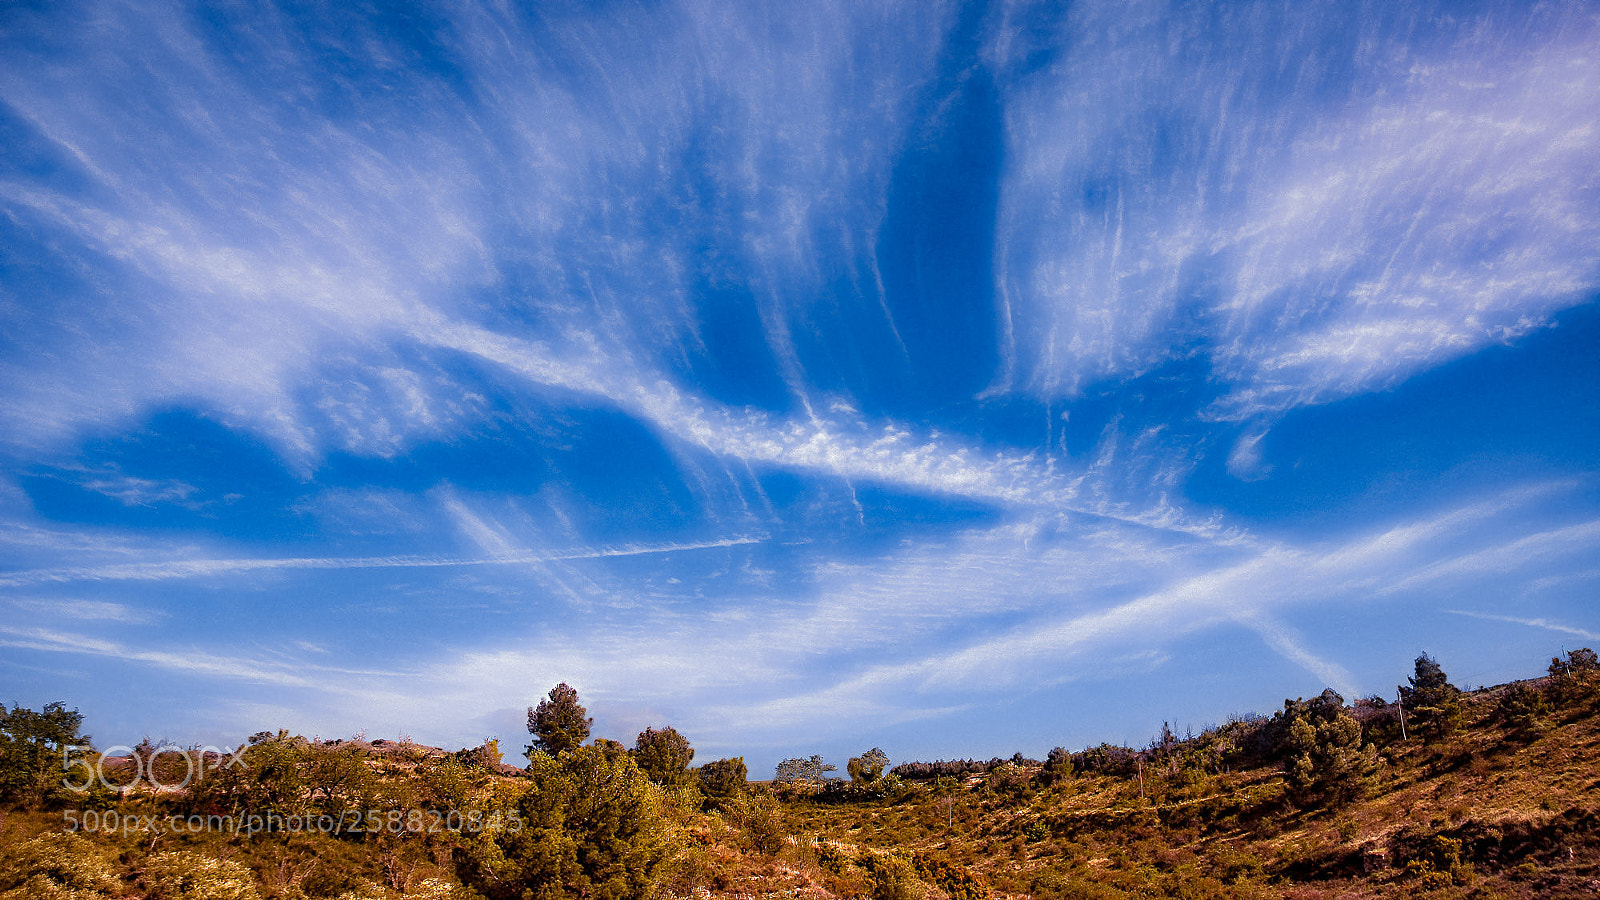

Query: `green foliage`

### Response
(1277, 689, 1376, 811)
(417, 754, 474, 811)
(0, 832, 123, 900)
(695, 756, 747, 808)
(457, 744, 680, 900)
(631, 726, 694, 789)
(912, 852, 989, 900)
(142, 851, 261, 900)
(0, 701, 91, 809)
(306, 741, 379, 811)
(1403, 835, 1473, 887)
(1547, 647, 1600, 706)
(525, 683, 592, 759)
(1039, 746, 1073, 786)
(848, 748, 890, 785)
(727, 791, 788, 856)
(1496, 681, 1550, 735)
(857, 851, 924, 900)
(1402, 653, 1464, 742)
(238, 732, 312, 816)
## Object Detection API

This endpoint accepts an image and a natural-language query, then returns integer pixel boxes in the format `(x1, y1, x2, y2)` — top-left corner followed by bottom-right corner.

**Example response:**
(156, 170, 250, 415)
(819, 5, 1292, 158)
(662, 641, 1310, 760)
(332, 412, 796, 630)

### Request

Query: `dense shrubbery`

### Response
(0, 831, 122, 899)
(889, 759, 989, 781)
(1274, 689, 1377, 810)
(457, 744, 681, 900)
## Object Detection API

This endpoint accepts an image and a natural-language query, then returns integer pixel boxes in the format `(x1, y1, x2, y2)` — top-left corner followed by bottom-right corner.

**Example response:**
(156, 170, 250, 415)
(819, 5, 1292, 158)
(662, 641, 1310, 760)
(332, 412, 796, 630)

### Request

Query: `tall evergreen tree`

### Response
(526, 683, 592, 759)
(1401, 653, 1463, 742)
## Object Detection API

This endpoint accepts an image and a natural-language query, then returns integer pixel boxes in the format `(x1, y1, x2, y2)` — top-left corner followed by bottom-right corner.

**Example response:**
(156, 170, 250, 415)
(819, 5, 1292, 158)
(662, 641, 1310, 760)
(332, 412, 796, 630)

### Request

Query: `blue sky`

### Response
(1, 0, 1597, 774)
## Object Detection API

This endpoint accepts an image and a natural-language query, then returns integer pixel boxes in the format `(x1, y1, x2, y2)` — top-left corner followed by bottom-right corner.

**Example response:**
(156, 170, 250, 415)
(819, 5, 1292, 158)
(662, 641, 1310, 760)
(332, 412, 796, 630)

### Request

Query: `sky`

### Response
(0, 0, 1597, 774)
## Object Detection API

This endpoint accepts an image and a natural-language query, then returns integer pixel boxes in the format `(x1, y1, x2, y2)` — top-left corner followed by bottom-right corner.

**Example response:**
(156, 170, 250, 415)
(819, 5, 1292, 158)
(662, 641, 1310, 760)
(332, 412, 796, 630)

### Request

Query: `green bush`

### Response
(696, 756, 747, 809)
(0, 832, 123, 900)
(142, 851, 261, 900)
(632, 727, 694, 789)
(1497, 682, 1550, 735)
(1277, 690, 1376, 810)
(456, 744, 680, 900)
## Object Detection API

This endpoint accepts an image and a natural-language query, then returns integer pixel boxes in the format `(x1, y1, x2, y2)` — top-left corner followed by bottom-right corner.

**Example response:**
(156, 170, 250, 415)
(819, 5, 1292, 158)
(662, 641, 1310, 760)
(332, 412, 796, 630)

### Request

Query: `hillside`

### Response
(1, 652, 1596, 899)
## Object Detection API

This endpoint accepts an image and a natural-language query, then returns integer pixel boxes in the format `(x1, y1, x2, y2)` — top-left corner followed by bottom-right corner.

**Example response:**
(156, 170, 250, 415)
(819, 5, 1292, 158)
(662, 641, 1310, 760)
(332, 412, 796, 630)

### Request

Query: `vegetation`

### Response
(1, 652, 1597, 898)
(525, 684, 591, 758)
(632, 727, 694, 790)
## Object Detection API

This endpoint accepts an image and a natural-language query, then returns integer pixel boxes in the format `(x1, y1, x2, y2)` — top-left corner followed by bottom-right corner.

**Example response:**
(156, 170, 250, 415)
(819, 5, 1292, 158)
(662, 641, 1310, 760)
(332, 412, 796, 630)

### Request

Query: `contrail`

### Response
(0, 537, 766, 589)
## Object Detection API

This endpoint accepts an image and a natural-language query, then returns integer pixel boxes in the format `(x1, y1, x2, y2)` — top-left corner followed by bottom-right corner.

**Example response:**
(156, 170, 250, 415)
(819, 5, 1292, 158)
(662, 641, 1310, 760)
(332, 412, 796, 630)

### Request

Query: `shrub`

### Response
(858, 852, 924, 900)
(456, 745, 680, 900)
(142, 851, 261, 900)
(0, 832, 123, 900)
(728, 791, 787, 856)
(912, 852, 989, 900)
(1497, 682, 1550, 735)
(696, 756, 747, 808)
(1038, 747, 1073, 786)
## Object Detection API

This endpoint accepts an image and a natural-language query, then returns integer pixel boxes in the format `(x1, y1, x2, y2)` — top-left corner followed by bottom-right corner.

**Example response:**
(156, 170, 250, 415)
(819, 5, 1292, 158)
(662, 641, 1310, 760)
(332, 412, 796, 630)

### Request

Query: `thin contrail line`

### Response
(0, 537, 766, 588)
(1444, 609, 1599, 641)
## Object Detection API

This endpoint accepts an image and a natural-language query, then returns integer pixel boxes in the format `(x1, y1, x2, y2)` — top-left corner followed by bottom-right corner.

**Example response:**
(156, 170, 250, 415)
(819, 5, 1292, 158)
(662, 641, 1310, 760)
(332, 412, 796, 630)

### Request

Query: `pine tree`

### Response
(459, 745, 679, 900)
(1278, 689, 1377, 810)
(632, 726, 694, 788)
(1401, 654, 1463, 742)
(526, 683, 592, 759)
(697, 757, 748, 808)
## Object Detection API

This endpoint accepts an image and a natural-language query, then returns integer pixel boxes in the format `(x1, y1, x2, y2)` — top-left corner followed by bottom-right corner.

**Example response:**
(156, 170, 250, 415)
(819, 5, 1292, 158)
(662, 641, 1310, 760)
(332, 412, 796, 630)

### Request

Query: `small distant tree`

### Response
(774, 754, 836, 786)
(1497, 681, 1549, 737)
(847, 748, 889, 785)
(632, 726, 694, 789)
(1400, 653, 1463, 742)
(1038, 747, 1073, 786)
(696, 757, 747, 808)
(1548, 648, 1600, 705)
(526, 683, 592, 759)
(1277, 689, 1377, 810)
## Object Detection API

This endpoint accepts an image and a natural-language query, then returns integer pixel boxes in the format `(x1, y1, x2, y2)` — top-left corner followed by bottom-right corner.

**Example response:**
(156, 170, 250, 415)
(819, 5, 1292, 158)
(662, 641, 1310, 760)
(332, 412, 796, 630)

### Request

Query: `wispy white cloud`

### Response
(1226, 430, 1271, 482)
(991, 0, 1600, 417)
(6, 597, 156, 624)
